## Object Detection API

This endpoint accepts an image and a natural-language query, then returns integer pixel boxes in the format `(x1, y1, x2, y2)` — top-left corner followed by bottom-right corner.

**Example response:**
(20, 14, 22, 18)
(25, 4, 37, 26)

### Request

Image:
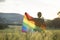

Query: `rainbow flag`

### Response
(22, 12, 46, 32)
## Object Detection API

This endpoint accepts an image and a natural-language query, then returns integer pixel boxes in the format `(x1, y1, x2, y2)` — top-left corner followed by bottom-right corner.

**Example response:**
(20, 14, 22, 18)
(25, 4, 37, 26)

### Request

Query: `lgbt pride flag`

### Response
(22, 12, 46, 32)
(22, 12, 36, 32)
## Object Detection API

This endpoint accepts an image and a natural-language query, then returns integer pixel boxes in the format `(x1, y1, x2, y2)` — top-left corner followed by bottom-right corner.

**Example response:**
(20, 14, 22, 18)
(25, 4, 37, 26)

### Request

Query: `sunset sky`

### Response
(0, 0, 60, 20)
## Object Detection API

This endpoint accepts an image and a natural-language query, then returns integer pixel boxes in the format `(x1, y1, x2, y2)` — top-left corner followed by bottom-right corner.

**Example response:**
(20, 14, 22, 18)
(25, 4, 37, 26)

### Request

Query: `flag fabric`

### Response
(22, 12, 46, 32)
(22, 12, 36, 32)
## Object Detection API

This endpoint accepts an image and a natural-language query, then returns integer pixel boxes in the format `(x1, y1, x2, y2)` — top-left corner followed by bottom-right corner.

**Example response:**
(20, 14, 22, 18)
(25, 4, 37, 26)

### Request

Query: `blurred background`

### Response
(0, 0, 60, 40)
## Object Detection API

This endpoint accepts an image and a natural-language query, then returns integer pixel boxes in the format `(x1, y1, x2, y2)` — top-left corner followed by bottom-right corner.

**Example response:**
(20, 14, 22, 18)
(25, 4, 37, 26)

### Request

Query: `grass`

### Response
(0, 25, 60, 40)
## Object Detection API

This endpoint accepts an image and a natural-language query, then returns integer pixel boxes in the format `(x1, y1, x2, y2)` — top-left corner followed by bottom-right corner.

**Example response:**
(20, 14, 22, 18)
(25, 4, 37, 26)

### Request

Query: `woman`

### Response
(25, 12, 46, 32)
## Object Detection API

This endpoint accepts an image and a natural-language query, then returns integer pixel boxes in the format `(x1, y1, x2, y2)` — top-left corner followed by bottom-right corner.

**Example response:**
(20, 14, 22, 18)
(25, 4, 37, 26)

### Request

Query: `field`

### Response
(0, 25, 60, 40)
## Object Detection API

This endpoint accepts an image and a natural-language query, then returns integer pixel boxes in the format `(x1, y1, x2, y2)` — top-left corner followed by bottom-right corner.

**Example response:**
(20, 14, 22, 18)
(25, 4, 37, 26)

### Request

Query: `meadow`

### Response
(0, 25, 60, 40)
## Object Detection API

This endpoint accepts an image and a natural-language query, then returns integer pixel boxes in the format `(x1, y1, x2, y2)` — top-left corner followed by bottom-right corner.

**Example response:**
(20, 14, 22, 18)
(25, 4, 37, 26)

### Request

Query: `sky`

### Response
(0, 0, 60, 20)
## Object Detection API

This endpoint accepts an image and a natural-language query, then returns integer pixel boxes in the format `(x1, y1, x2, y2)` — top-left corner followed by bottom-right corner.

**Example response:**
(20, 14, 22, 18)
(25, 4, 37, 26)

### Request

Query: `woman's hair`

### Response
(37, 12, 42, 17)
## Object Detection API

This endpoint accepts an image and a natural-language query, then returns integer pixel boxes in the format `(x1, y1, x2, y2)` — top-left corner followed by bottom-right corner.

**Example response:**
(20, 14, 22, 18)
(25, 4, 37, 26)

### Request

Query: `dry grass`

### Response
(0, 26, 60, 40)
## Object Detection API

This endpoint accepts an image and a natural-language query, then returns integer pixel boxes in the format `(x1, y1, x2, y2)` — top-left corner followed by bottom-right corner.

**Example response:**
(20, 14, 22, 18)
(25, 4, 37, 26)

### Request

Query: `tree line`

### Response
(0, 17, 60, 29)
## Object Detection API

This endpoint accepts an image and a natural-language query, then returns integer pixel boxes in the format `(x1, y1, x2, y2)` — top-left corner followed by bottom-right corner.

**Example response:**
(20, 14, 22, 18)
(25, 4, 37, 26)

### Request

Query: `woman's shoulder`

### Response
(33, 18, 44, 20)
